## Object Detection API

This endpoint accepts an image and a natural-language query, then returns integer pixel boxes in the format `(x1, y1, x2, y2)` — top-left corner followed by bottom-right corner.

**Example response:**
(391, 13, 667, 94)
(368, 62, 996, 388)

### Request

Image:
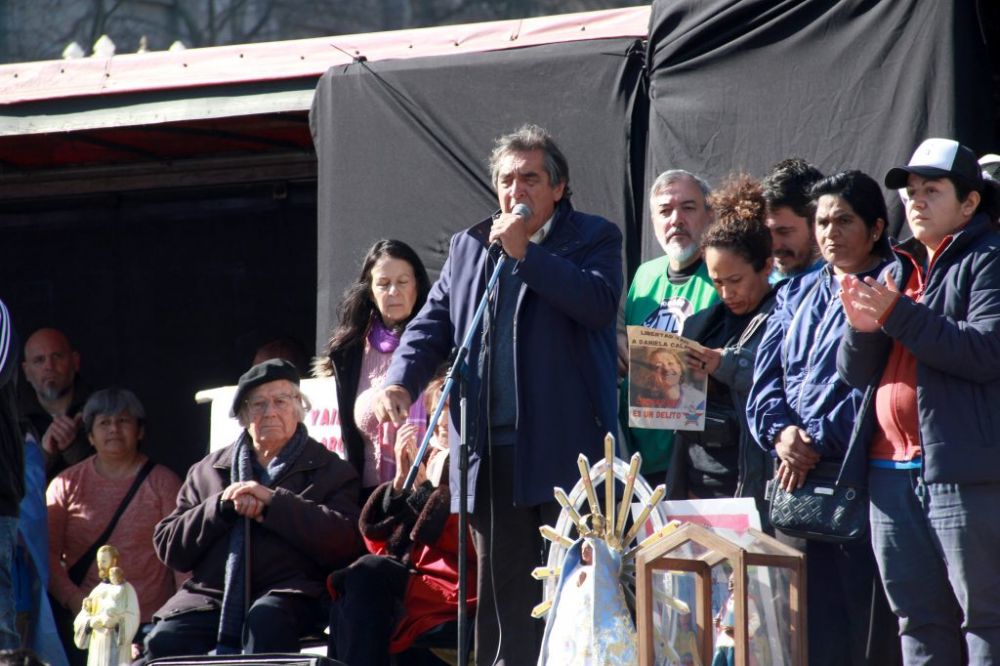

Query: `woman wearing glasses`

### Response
(47, 388, 182, 665)
(142, 359, 364, 658)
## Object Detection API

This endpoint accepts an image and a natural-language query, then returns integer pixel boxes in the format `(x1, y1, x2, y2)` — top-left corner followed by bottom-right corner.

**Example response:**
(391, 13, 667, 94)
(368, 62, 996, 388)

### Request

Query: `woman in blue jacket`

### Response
(839, 139, 1000, 665)
(747, 170, 892, 666)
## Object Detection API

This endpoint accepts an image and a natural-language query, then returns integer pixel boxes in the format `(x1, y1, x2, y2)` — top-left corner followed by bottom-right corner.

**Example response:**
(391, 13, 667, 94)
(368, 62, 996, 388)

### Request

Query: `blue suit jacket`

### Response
(385, 200, 623, 508)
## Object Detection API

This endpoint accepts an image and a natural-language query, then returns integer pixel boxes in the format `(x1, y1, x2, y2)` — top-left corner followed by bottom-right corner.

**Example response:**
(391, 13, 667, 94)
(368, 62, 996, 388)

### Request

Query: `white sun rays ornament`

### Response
(533, 433, 689, 665)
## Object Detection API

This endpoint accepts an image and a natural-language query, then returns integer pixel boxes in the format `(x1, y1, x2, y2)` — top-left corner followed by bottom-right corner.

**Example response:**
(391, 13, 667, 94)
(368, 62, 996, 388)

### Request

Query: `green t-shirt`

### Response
(620, 256, 719, 474)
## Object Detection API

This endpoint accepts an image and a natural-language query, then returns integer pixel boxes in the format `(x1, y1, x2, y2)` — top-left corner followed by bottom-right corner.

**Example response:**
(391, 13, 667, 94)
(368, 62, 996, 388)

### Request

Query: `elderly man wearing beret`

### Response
(142, 359, 364, 658)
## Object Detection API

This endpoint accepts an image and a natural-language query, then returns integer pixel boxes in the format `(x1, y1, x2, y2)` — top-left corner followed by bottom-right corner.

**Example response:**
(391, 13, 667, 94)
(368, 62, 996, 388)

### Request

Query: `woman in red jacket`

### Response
(328, 377, 476, 665)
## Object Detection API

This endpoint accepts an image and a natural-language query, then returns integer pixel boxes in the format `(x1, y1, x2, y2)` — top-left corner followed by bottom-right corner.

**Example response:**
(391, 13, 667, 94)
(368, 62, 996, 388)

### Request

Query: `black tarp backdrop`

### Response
(310, 37, 646, 348)
(0, 183, 317, 476)
(644, 0, 994, 259)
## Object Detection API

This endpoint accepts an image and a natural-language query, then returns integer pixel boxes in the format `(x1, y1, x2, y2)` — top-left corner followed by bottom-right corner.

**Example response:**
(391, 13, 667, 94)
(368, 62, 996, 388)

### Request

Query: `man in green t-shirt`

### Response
(619, 170, 719, 481)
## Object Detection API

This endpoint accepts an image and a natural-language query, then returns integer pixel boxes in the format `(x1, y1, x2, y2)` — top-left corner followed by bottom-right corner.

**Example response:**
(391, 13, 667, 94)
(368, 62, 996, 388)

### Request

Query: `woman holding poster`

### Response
(671, 175, 777, 505)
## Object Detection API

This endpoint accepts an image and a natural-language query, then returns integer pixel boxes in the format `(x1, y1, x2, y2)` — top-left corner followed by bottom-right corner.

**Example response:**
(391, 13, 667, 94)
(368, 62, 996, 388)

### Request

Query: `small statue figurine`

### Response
(711, 572, 760, 666)
(73, 545, 140, 666)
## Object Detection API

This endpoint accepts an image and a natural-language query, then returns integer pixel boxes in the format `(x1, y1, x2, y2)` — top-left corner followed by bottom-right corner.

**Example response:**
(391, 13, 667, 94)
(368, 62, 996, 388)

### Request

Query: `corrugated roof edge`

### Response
(0, 6, 649, 106)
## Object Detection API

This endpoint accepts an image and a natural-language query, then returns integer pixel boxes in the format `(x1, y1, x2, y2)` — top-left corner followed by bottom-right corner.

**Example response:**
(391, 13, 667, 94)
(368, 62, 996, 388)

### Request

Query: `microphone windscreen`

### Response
(512, 202, 533, 220)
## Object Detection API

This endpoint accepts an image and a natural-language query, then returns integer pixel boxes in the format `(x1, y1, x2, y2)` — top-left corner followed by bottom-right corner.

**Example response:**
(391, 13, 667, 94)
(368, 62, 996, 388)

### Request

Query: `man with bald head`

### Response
(19, 328, 90, 478)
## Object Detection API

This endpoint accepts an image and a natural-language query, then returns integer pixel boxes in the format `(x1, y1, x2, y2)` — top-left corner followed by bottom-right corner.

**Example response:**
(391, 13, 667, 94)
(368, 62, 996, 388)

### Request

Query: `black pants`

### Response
(328, 554, 409, 666)
(774, 531, 901, 666)
(470, 445, 559, 666)
(142, 593, 325, 659)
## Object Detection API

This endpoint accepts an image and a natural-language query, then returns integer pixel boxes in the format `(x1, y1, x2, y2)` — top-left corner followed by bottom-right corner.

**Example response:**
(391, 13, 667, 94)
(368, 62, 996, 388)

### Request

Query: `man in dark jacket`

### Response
(144, 360, 363, 657)
(762, 157, 825, 282)
(0, 300, 23, 650)
(18, 328, 90, 479)
(373, 124, 622, 665)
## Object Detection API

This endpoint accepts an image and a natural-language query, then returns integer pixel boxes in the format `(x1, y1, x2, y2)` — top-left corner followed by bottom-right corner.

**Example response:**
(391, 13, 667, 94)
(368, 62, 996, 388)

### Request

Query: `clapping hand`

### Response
(42, 413, 83, 456)
(840, 273, 901, 333)
(392, 423, 426, 492)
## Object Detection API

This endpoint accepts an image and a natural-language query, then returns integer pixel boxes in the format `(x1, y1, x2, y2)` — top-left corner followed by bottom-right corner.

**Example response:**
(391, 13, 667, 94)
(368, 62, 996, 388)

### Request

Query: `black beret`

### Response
(230, 359, 300, 418)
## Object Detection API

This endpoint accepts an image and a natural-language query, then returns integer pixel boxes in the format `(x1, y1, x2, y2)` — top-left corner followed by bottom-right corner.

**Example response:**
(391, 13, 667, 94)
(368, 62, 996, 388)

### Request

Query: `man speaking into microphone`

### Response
(373, 124, 622, 665)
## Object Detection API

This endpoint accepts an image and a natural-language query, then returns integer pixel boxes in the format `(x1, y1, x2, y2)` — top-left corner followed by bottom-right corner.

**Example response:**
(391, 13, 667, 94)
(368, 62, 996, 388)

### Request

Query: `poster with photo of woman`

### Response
(627, 325, 707, 430)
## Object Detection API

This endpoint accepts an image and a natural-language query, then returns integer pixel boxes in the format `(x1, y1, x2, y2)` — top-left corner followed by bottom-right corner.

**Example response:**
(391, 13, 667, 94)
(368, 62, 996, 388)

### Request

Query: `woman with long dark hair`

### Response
(747, 170, 894, 666)
(317, 239, 432, 498)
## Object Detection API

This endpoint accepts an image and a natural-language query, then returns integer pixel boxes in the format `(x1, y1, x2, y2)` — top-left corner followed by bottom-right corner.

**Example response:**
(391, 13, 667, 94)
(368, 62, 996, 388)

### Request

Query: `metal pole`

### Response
(401, 250, 506, 661)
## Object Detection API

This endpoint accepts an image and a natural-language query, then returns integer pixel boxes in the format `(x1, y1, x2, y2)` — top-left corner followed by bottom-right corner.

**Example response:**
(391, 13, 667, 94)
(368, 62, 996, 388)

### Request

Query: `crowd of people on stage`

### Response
(0, 126, 998, 666)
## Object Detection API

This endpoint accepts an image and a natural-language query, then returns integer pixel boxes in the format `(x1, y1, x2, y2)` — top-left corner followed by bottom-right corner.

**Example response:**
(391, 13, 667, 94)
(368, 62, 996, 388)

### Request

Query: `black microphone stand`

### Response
(402, 247, 506, 665)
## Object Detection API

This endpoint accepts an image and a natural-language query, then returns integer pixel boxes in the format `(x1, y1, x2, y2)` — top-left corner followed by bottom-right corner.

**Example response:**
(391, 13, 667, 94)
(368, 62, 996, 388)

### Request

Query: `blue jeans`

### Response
(0, 516, 19, 649)
(870, 466, 1000, 665)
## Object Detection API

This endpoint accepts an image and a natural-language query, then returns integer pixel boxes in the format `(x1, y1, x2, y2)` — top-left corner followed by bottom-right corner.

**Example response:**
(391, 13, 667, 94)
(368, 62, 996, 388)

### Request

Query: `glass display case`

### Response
(635, 522, 806, 666)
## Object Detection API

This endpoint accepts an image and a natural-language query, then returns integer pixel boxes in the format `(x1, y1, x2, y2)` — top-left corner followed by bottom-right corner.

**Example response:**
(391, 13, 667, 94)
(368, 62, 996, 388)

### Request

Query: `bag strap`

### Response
(67, 459, 156, 586)
(834, 398, 870, 487)
(777, 273, 860, 487)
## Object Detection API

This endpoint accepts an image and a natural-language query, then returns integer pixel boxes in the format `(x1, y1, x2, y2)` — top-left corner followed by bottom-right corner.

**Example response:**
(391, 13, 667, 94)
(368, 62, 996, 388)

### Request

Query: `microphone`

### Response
(489, 203, 533, 257)
(511, 202, 533, 221)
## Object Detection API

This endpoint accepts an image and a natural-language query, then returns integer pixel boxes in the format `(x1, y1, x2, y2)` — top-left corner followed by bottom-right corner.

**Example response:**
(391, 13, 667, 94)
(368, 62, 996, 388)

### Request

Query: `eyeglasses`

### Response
(246, 393, 298, 416)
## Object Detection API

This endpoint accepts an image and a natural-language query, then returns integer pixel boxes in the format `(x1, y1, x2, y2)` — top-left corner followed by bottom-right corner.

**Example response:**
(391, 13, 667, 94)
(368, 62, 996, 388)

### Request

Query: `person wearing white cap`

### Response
(980, 153, 1000, 182)
(837, 137, 1000, 664)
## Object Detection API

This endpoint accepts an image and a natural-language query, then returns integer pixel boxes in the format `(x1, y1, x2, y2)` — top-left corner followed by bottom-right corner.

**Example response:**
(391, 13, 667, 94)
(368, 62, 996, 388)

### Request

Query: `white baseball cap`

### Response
(980, 153, 1000, 182)
(885, 138, 982, 190)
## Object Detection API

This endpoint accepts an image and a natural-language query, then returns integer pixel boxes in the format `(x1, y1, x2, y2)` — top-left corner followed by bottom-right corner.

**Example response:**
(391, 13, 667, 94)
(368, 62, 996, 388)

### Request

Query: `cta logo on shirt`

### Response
(641, 296, 694, 334)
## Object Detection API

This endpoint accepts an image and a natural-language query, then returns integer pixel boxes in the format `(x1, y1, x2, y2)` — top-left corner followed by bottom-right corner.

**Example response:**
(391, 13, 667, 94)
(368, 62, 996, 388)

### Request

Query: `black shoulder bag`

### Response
(766, 459, 868, 543)
(765, 276, 868, 543)
(67, 459, 156, 585)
